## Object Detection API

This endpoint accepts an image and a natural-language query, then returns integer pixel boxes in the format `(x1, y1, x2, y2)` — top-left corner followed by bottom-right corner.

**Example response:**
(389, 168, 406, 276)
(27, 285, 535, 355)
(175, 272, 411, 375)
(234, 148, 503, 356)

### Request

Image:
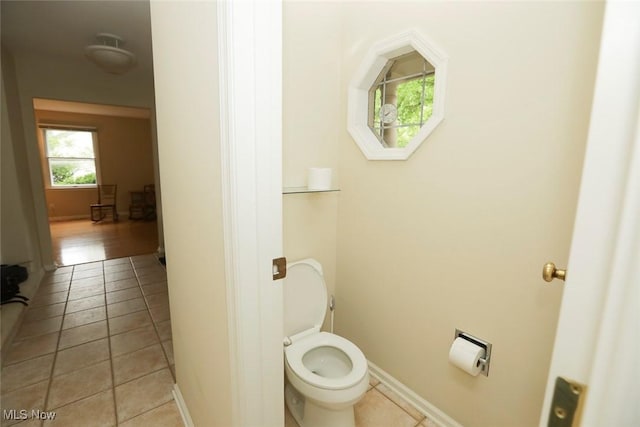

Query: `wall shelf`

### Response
(283, 187, 340, 195)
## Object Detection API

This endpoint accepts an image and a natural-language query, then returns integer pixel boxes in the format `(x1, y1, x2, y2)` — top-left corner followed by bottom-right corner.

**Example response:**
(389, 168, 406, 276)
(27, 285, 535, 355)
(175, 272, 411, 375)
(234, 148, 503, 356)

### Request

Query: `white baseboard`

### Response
(172, 384, 194, 427)
(368, 360, 464, 427)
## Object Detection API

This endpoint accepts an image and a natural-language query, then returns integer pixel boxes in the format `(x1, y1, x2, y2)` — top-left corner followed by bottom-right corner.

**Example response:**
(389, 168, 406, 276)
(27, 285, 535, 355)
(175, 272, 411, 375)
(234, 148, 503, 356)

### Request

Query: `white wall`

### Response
(150, 2, 233, 426)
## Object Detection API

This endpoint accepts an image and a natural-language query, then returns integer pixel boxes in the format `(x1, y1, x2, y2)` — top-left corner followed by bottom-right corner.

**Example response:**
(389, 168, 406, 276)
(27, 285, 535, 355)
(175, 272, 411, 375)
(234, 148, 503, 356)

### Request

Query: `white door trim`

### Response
(217, 1, 284, 426)
(539, 2, 640, 425)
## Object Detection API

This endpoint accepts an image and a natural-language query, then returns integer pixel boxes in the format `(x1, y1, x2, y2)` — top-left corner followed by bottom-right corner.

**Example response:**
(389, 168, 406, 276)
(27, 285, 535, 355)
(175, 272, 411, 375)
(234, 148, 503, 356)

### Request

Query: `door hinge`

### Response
(548, 377, 587, 427)
(272, 257, 287, 280)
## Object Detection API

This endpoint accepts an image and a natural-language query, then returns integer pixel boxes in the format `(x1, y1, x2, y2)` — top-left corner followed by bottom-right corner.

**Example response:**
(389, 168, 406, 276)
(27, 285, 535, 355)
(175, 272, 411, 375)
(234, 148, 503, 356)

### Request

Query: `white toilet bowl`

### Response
(283, 259, 369, 427)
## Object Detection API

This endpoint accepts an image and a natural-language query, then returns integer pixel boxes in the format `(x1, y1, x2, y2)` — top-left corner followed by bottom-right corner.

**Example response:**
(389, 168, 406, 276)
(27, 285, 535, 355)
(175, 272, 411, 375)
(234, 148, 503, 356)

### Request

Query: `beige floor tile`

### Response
(138, 273, 167, 286)
(4, 332, 59, 366)
(58, 321, 108, 350)
(15, 317, 62, 341)
(130, 255, 159, 266)
(67, 284, 104, 301)
(161, 340, 174, 365)
(107, 311, 152, 336)
(0, 354, 54, 394)
(354, 388, 418, 427)
(0, 380, 49, 426)
(118, 400, 182, 427)
(2, 417, 43, 427)
(107, 298, 146, 318)
(104, 257, 131, 266)
(104, 270, 136, 283)
(47, 360, 112, 410)
(133, 266, 165, 278)
(110, 326, 159, 357)
(70, 276, 105, 288)
(105, 288, 142, 305)
(375, 383, 425, 421)
(36, 282, 70, 295)
(113, 344, 168, 385)
(149, 304, 171, 323)
(144, 292, 168, 308)
(24, 303, 65, 322)
(62, 306, 107, 330)
(104, 278, 138, 293)
(140, 282, 168, 296)
(71, 268, 103, 280)
(104, 263, 134, 274)
(155, 320, 172, 341)
(65, 295, 105, 314)
(73, 262, 103, 272)
(45, 389, 115, 427)
(41, 273, 72, 286)
(30, 292, 68, 308)
(114, 369, 174, 423)
(53, 338, 110, 377)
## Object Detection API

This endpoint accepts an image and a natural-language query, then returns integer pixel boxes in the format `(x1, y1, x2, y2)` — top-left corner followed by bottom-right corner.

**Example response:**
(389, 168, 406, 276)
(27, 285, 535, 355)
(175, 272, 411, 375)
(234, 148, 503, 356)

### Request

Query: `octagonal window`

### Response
(348, 30, 447, 160)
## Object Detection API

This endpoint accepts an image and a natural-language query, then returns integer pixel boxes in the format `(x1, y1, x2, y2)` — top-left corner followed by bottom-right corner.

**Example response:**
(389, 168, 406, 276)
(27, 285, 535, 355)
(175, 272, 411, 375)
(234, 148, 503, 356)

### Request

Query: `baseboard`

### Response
(172, 384, 194, 427)
(49, 210, 128, 222)
(367, 360, 463, 427)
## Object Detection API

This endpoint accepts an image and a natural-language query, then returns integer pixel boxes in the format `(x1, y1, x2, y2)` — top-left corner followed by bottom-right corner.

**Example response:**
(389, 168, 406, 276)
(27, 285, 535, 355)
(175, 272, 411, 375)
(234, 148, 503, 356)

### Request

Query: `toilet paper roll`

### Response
(449, 337, 484, 376)
(307, 168, 332, 191)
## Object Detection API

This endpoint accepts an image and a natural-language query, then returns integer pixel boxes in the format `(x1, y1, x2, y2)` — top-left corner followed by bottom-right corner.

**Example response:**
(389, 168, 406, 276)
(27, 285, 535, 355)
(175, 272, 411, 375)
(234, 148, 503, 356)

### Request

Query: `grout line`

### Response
(107, 257, 132, 426)
(40, 265, 73, 414)
(373, 383, 428, 425)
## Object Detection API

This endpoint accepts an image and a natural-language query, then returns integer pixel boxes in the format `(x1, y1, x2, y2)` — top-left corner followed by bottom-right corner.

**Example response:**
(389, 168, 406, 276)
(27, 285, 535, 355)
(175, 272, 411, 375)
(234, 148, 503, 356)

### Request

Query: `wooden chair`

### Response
(90, 184, 119, 222)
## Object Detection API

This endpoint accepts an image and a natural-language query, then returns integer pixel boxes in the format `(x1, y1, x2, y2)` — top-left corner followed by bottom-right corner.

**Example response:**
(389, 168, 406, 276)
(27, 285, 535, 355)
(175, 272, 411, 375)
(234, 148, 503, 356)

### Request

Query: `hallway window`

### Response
(43, 128, 99, 187)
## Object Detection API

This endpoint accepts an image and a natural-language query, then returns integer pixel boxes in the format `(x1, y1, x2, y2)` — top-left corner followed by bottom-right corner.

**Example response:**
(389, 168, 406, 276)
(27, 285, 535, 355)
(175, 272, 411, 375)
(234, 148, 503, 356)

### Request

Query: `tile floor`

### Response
(3, 254, 439, 427)
(1, 255, 181, 427)
(284, 375, 440, 427)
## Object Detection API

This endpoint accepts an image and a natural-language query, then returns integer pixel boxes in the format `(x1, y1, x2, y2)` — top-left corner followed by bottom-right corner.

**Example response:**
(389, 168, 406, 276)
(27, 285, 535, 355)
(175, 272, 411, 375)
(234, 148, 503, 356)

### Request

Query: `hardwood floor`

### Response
(50, 219, 159, 266)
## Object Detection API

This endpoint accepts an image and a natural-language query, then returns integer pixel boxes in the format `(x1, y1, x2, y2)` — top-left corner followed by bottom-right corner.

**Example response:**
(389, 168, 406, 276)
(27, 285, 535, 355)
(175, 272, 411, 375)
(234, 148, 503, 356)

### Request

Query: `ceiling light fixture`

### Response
(85, 33, 137, 75)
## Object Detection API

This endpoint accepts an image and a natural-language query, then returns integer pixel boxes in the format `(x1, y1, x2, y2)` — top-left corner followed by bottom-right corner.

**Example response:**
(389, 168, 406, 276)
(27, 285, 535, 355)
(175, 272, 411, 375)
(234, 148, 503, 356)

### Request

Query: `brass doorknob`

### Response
(543, 262, 566, 282)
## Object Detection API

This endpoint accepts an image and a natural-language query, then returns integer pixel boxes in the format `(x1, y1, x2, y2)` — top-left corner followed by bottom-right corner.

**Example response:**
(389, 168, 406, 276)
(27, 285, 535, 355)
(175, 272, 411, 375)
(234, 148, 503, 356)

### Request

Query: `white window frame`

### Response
(41, 126, 101, 189)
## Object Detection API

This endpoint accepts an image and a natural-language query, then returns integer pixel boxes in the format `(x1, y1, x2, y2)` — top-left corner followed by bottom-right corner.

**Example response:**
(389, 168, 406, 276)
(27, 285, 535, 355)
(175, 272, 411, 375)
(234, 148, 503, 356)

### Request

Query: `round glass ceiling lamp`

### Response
(85, 33, 137, 75)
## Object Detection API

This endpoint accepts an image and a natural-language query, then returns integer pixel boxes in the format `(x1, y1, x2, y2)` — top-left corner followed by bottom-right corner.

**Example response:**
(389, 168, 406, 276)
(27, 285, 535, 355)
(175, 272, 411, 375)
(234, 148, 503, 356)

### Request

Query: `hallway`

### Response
(1, 254, 180, 426)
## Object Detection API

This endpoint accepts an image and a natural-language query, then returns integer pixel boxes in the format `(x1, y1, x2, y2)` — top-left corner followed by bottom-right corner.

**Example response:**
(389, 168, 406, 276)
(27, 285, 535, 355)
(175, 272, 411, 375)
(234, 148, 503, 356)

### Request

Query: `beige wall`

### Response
(333, 2, 603, 427)
(150, 2, 232, 426)
(284, 1, 604, 425)
(34, 110, 154, 219)
(283, 2, 343, 328)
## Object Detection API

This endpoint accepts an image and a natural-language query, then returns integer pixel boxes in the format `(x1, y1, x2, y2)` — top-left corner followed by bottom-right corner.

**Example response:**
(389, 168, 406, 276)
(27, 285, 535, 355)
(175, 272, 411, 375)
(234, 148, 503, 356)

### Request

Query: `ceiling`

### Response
(1, 0, 153, 73)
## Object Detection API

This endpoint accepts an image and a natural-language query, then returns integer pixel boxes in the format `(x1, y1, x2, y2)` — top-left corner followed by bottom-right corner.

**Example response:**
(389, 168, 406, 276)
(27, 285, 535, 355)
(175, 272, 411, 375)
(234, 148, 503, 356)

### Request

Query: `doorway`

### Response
(33, 98, 160, 266)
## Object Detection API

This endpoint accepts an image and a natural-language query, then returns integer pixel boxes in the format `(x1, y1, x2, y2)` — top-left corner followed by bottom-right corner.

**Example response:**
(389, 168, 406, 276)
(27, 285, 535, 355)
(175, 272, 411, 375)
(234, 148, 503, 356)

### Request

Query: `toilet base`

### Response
(285, 384, 356, 427)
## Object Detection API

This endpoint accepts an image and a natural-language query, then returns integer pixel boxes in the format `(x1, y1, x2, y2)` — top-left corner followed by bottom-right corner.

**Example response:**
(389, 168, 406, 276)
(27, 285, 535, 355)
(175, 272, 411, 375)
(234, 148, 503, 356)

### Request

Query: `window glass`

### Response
(44, 129, 97, 187)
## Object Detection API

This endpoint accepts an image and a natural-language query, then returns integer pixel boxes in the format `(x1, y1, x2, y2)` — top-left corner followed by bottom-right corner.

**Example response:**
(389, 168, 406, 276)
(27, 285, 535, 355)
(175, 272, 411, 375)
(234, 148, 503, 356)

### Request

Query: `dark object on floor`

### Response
(158, 256, 166, 266)
(1, 264, 29, 306)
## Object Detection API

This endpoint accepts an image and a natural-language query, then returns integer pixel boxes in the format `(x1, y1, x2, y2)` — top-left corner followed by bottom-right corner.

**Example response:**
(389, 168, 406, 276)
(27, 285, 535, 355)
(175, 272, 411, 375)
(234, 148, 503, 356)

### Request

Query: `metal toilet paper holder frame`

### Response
(455, 329, 492, 377)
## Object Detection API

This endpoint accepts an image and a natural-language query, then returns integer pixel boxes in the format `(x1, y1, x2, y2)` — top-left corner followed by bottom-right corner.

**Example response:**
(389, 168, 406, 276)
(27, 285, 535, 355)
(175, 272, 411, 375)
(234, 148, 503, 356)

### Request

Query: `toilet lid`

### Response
(284, 259, 327, 338)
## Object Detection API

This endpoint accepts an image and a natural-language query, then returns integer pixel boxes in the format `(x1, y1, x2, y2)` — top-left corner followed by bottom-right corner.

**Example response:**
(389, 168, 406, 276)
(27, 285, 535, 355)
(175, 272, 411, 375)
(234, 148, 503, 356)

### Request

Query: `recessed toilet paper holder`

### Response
(454, 329, 492, 377)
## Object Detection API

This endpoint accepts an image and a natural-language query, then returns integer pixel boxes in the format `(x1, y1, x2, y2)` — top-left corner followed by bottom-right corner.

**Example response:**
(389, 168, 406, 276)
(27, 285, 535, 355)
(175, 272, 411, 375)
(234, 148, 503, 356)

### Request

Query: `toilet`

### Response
(283, 259, 369, 427)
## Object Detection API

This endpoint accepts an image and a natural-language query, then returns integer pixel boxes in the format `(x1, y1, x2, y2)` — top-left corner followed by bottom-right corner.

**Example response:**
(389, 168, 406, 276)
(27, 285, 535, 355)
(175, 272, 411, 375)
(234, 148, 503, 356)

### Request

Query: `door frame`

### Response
(217, 1, 284, 426)
(539, 2, 640, 425)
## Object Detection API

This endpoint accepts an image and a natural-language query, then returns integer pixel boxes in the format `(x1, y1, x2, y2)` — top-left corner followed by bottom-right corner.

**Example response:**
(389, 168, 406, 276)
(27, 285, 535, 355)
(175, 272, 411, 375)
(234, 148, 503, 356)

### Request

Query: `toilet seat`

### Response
(285, 332, 368, 391)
